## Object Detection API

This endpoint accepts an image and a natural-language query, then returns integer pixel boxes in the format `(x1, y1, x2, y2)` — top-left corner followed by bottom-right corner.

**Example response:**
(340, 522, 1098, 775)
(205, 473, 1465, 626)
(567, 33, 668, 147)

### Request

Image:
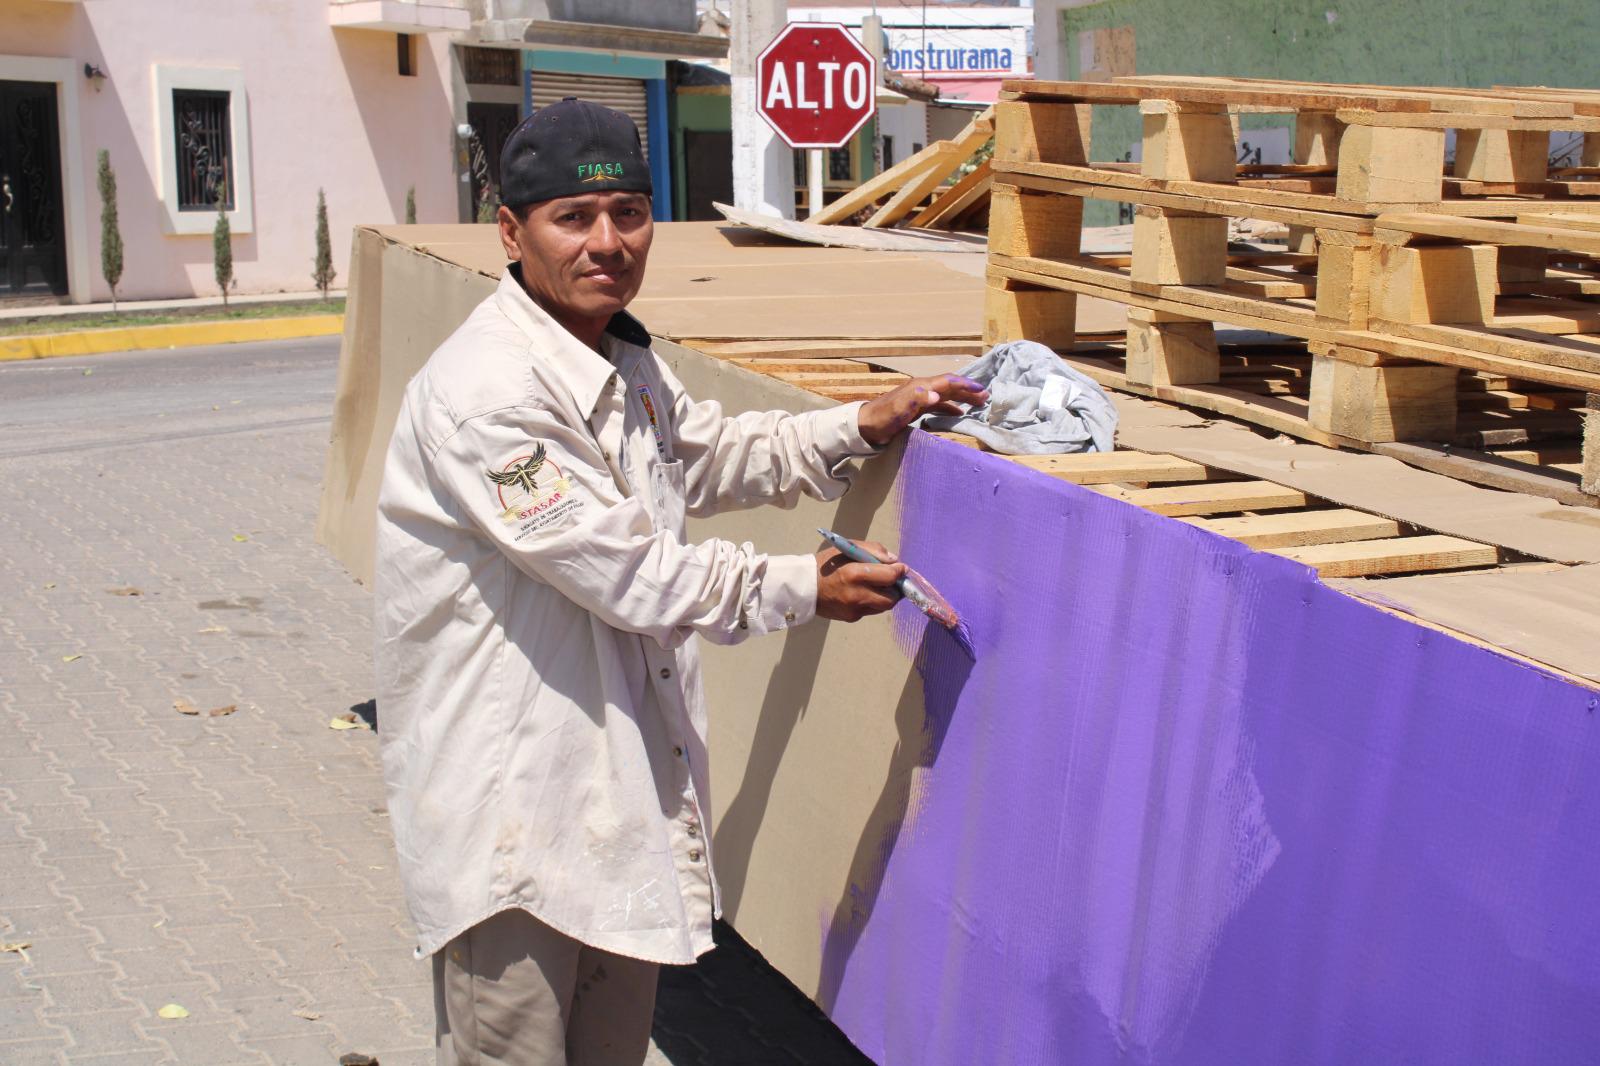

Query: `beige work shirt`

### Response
(374, 267, 876, 964)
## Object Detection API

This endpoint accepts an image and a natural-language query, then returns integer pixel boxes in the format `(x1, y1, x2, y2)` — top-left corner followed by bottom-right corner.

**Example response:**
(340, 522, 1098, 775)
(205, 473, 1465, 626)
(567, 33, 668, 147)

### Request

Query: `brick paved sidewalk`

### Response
(0, 342, 870, 1066)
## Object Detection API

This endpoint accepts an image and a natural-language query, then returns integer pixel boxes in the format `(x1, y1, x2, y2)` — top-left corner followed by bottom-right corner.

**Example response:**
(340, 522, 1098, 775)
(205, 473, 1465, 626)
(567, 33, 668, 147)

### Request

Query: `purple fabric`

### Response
(819, 431, 1600, 1066)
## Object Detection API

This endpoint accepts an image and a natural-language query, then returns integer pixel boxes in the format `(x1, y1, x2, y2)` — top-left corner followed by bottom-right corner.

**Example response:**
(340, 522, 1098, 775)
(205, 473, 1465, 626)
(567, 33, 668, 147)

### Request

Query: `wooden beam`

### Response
(1307, 354, 1459, 443)
(1335, 125, 1446, 203)
(1095, 479, 1309, 516)
(908, 159, 992, 229)
(1005, 451, 1213, 485)
(1185, 508, 1402, 549)
(1268, 534, 1498, 577)
(1375, 212, 1600, 255)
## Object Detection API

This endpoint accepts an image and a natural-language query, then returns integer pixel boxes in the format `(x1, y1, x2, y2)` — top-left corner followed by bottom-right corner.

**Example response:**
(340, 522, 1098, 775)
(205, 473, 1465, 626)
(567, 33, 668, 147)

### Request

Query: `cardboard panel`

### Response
(816, 433, 1600, 1064)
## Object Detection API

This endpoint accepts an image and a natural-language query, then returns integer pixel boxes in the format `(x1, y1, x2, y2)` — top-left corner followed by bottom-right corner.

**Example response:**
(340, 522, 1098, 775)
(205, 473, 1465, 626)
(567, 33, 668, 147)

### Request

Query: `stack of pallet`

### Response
(983, 75, 1600, 503)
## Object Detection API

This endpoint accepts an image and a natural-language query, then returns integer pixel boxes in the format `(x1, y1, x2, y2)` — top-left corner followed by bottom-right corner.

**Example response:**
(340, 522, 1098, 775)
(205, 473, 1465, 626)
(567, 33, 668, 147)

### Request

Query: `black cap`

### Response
(498, 97, 653, 210)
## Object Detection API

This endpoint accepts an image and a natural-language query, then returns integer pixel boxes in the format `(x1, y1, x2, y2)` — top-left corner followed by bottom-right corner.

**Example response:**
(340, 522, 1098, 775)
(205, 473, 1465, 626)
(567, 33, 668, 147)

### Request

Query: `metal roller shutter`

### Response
(528, 72, 650, 161)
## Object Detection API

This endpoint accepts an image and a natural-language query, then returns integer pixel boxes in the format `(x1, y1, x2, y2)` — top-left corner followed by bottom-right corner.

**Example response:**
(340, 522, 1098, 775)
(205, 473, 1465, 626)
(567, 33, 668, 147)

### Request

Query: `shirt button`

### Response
(659, 667, 672, 679)
(783, 610, 796, 624)
(688, 849, 702, 863)
(673, 746, 684, 758)
(686, 822, 700, 838)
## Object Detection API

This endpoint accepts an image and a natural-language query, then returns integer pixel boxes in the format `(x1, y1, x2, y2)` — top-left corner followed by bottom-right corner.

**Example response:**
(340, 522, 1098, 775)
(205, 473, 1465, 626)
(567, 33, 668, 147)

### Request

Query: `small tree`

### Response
(405, 185, 416, 225)
(213, 182, 233, 306)
(313, 188, 335, 299)
(97, 150, 124, 311)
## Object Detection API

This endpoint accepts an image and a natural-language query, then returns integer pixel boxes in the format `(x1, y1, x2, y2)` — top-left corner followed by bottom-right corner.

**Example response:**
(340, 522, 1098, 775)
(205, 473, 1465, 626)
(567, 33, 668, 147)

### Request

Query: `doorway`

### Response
(683, 129, 731, 221)
(466, 101, 519, 219)
(0, 80, 67, 299)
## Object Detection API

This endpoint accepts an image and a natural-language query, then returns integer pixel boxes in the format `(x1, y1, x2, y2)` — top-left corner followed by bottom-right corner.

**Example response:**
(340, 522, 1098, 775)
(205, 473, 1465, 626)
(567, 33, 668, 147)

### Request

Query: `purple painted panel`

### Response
(821, 432, 1600, 1066)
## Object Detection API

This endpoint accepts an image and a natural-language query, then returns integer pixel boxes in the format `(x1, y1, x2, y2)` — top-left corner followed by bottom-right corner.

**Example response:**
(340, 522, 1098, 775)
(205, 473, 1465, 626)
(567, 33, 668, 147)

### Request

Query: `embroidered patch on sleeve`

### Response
(486, 443, 586, 538)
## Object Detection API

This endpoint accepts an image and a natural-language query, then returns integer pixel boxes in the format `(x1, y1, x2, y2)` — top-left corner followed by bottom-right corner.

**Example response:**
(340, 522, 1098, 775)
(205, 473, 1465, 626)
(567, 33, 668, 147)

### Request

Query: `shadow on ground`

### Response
(653, 922, 872, 1065)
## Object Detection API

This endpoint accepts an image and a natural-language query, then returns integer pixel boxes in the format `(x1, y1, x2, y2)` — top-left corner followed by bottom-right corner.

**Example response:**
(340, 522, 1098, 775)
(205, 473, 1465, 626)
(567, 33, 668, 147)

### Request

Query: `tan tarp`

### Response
(1331, 564, 1600, 684)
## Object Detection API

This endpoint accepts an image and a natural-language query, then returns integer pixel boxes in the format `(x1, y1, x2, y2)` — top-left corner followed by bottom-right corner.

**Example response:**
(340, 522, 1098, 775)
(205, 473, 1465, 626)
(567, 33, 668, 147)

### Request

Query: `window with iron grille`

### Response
(173, 89, 233, 211)
(461, 46, 520, 86)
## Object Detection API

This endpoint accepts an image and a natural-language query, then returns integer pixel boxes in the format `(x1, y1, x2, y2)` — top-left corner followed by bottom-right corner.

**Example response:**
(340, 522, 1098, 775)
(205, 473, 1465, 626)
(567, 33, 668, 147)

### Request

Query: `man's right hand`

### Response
(815, 540, 906, 622)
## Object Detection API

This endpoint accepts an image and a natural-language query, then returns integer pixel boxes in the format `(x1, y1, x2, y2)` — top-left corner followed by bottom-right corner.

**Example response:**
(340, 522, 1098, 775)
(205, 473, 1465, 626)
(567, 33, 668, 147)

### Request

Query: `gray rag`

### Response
(920, 340, 1118, 454)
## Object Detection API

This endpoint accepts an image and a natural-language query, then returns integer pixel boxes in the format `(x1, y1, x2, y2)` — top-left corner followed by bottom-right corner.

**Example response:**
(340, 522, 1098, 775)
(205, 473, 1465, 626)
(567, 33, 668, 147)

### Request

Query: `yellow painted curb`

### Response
(0, 313, 345, 361)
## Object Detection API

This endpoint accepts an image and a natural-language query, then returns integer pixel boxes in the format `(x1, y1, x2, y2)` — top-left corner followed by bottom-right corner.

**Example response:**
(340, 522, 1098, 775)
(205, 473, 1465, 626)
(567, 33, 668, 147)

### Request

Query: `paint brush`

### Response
(816, 528, 962, 631)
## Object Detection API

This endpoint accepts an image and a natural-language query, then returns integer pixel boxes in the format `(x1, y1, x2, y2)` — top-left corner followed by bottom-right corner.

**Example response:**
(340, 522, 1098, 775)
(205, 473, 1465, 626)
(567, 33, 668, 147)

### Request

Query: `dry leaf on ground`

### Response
(108, 587, 142, 596)
(157, 1003, 189, 1020)
(208, 704, 238, 718)
(292, 1007, 322, 1021)
(61, 654, 82, 663)
(233, 534, 249, 542)
(197, 626, 226, 634)
(174, 699, 200, 716)
(329, 714, 370, 731)
(0, 941, 31, 958)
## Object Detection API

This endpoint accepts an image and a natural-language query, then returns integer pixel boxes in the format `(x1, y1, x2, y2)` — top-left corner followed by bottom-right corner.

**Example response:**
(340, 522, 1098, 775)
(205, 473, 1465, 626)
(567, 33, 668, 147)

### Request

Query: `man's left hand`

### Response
(857, 374, 989, 447)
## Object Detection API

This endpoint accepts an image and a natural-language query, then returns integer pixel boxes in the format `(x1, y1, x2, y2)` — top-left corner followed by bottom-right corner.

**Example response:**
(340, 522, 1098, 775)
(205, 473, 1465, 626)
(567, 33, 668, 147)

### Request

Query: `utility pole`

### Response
(862, 12, 885, 174)
(731, 0, 793, 218)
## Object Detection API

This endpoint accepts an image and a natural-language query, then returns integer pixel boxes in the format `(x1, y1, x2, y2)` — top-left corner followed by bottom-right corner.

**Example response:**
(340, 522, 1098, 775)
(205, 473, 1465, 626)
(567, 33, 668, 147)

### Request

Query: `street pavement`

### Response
(0, 338, 870, 1065)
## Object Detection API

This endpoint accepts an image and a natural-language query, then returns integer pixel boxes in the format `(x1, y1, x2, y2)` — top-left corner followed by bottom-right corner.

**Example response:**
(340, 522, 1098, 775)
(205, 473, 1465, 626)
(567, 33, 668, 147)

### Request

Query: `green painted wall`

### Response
(1055, 0, 1600, 220)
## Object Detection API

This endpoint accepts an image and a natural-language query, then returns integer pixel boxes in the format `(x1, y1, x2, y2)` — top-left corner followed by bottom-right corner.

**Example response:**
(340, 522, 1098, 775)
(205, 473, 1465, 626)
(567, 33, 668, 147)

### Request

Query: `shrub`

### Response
(97, 150, 123, 310)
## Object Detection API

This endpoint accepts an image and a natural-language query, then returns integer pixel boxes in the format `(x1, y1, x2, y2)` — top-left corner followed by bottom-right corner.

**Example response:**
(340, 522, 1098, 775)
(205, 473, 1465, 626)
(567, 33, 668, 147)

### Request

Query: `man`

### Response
(374, 99, 986, 1065)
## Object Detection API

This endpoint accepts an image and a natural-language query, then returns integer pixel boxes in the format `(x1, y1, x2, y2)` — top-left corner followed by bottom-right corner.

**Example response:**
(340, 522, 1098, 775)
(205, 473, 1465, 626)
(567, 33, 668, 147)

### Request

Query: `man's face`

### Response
(499, 191, 653, 325)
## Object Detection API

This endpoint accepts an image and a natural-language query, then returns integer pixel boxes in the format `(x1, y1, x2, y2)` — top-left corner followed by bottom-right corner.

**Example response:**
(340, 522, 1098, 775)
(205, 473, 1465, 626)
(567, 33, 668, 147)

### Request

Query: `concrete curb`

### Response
(0, 313, 345, 361)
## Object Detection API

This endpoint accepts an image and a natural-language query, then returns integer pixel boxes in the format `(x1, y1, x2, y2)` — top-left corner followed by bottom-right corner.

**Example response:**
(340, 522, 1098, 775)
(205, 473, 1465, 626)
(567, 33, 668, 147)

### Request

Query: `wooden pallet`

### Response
(983, 74, 1600, 501)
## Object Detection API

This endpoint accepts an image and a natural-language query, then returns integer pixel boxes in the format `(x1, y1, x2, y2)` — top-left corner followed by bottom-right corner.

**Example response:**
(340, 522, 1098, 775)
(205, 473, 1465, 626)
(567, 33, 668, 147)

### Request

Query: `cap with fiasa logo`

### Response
(498, 97, 653, 210)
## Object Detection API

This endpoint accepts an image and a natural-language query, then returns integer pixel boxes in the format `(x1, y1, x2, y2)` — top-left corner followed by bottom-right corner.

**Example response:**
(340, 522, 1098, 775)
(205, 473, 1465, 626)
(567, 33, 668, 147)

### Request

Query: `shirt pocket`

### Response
(650, 457, 687, 540)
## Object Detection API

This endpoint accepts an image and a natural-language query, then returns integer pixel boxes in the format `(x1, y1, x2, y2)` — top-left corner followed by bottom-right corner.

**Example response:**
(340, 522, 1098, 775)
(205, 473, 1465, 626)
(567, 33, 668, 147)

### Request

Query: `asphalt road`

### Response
(0, 338, 339, 460)
(0, 336, 868, 1065)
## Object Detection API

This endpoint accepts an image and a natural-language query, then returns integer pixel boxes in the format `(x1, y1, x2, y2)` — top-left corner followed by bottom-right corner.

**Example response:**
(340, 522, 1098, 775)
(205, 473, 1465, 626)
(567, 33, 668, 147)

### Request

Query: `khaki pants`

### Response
(433, 907, 659, 1066)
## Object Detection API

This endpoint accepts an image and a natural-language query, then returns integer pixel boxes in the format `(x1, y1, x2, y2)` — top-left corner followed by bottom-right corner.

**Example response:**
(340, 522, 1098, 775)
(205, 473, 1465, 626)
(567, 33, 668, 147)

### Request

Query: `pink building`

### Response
(0, 0, 720, 304)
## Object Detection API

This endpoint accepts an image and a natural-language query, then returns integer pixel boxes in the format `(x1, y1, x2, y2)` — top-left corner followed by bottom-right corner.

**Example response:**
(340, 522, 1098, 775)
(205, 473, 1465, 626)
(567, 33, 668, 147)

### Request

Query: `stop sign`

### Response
(757, 22, 877, 150)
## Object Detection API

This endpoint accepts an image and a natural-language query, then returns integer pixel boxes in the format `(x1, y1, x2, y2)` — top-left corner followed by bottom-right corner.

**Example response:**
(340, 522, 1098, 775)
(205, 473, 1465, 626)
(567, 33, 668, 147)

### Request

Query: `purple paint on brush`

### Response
(819, 431, 1600, 1066)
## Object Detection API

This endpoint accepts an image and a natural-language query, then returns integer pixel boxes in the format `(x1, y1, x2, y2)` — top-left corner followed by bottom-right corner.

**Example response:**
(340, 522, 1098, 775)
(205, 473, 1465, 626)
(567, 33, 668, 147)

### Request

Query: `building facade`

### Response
(0, 0, 723, 305)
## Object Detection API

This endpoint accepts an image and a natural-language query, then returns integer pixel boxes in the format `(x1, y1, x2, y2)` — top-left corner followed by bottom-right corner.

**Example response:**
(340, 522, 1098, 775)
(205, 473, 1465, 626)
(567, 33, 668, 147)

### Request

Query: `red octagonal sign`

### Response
(758, 22, 877, 150)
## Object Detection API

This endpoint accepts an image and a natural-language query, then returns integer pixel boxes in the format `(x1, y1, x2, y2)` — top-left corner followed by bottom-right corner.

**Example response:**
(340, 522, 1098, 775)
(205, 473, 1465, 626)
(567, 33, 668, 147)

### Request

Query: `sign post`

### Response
(756, 22, 877, 220)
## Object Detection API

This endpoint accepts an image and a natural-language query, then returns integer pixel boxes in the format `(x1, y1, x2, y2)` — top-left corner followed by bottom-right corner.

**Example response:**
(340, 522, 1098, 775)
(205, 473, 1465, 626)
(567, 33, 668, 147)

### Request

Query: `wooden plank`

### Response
(996, 165, 1370, 231)
(1186, 508, 1402, 548)
(1006, 77, 1435, 113)
(1005, 451, 1213, 485)
(732, 358, 873, 374)
(1367, 442, 1598, 507)
(908, 159, 992, 229)
(771, 371, 908, 388)
(698, 339, 983, 360)
(1099, 479, 1310, 516)
(1375, 212, 1600, 255)
(1116, 74, 1574, 118)
(1268, 534, 1498, 577)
